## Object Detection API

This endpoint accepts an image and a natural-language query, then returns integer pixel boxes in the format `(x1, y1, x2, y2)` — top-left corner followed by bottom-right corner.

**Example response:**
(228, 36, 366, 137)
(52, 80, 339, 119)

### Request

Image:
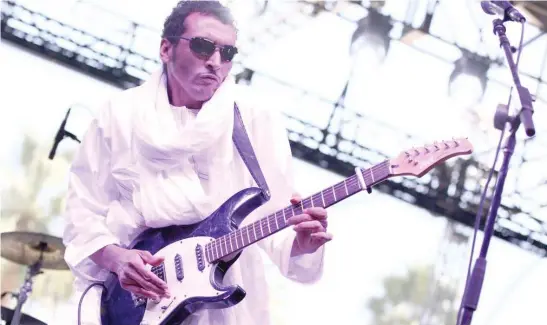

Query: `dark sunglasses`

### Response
(171, 36, 238, 62)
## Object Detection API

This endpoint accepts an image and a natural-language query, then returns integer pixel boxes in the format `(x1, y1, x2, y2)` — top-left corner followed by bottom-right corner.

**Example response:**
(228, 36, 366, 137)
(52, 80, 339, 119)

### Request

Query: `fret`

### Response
(332, 186, 337, 201)
(309, 196, 315, 207)
(236, 230, 243, 248)
(353, 175, 361, 191)
(335, 185, 343, 201)
(255, 223, 260, 240)
(293, 202, 304, 216)
(320, 191, 325, 207)
(312, 193, 322, 208)
(240, 228, 246, 246)
(370, 168, 375, 182)
(227, 234, 233, 253)
(245, 225, 253, 245)
(267, 216, 271, 233)
(327, 187, 335, 206)
(254, 222, 260, 241)
(255, 223, 258, 240)
(248, 225, 254, 243)
(262, 218, 268, 237)
(344, 179, 348, 196)
(274, 212, 279, 229)
(282, 208, 287, 222)
(214, 243, 219, 261)
(302, 197, 310, 209)
(218, 240, 223, 258)
(241, 226, 251, 245)
(217, 237, 224, 256)
(223, 238, 229, 256)
(237, 229, 244, 247)
(275, 215, 282, 231)
(270, 214, 276, 231)
(218, 239, 224, 257)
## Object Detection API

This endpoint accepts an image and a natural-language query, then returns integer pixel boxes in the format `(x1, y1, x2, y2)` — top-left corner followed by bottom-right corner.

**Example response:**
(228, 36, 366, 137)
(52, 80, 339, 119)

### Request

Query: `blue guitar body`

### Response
(99, 187, 266, 325)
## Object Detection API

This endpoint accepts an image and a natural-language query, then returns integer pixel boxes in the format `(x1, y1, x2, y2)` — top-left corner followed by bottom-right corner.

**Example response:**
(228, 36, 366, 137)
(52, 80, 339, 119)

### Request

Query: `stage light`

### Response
(223, 0, 269, 27)
(350, 9, 393, 65)
(448, 51, 491, 107)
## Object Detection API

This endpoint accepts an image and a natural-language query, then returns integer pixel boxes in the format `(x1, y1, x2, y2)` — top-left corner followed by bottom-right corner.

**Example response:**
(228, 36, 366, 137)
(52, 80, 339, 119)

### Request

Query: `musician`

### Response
(63, 1, 331, 324)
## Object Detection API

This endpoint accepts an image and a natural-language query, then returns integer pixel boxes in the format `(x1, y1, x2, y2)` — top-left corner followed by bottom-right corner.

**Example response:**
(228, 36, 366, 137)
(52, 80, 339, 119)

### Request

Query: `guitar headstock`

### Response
(390, 138, 473, 177)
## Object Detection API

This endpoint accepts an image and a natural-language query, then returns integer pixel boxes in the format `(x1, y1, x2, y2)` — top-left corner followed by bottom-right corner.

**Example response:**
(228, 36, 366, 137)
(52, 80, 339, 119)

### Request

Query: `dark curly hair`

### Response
(162, 0, 236, 45)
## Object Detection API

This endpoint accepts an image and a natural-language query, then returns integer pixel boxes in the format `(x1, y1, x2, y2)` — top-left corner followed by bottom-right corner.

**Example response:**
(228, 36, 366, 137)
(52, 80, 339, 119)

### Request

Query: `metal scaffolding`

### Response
(2, 0, 546, 256)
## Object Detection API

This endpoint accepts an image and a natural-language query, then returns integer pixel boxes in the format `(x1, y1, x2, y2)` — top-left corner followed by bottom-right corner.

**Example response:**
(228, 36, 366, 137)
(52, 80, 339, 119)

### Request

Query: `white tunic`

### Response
(62, 78, 325, 325)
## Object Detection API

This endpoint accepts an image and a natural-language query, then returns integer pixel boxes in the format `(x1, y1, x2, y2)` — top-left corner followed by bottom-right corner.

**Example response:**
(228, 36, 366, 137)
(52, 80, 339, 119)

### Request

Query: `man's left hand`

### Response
(287, 194, 333, 256)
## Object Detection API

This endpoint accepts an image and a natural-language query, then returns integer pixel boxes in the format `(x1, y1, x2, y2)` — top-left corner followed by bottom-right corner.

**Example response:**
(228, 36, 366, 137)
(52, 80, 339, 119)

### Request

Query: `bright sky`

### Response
(1, 1, 546, 325)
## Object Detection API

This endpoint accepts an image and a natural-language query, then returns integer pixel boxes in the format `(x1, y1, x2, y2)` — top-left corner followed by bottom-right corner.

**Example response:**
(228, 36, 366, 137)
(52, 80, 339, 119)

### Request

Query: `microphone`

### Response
(480, 1, 526, 23)
(48, 108, 81, 160)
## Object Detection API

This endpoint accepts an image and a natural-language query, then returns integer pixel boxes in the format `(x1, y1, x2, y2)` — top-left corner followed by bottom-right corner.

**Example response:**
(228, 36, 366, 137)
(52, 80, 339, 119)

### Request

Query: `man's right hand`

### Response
(90, 245, 170, 300)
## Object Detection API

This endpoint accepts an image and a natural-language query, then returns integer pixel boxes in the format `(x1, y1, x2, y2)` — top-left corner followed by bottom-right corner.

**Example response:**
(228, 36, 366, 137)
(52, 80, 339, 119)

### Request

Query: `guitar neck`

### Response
(205, 160, 391, 262)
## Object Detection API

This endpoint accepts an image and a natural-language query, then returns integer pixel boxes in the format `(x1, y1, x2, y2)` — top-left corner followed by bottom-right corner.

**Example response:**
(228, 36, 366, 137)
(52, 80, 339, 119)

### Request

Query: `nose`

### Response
(205, 50, 222, 71)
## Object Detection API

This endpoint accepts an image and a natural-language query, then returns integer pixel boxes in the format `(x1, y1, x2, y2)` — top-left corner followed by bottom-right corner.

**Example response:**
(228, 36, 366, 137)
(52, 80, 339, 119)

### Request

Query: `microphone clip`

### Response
(48, 108, 82, 160)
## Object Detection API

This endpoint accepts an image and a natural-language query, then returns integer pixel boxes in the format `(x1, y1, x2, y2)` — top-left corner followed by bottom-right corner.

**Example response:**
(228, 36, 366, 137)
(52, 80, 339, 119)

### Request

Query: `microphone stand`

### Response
(458, 18, 535, 325)
(10, 243, 45, 325)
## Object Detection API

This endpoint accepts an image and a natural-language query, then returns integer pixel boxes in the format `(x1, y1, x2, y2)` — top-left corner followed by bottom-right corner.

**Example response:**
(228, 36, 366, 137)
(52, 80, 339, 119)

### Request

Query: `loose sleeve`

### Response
(250, 106, 326, 284)
(63, 110, 121, 282)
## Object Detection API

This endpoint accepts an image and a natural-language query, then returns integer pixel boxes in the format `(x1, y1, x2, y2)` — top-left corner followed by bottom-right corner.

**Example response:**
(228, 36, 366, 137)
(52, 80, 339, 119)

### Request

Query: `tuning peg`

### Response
(433, 142, 440, 151)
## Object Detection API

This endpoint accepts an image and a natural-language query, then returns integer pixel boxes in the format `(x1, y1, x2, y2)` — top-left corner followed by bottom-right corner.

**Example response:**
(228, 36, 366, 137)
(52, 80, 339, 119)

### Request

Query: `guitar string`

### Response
(208, 140, 465, 261)
(217, 140, 462, 254)
(207, 163, 390, 261)
(206, 162, 391, 262)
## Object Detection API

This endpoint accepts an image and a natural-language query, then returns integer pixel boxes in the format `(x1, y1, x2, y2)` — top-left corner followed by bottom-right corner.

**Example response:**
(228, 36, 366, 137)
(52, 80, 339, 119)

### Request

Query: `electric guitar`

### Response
(99, 138, 473, 325)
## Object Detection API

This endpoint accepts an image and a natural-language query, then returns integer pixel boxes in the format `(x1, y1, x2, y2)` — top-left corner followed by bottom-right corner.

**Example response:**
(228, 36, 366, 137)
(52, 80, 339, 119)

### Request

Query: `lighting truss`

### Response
(2, 0, 546, 256)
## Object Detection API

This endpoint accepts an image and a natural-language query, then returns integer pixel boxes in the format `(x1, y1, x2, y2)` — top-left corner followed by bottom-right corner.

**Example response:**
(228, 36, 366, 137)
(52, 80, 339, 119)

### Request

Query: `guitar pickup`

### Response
(174, 254, 184, 281)
(151, 263, 166, 282)
(195, 244, 205, 272)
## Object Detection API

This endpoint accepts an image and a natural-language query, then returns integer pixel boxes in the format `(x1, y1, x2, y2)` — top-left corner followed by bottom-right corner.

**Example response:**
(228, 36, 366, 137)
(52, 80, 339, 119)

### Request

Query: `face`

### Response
(160, 13, 237, 107)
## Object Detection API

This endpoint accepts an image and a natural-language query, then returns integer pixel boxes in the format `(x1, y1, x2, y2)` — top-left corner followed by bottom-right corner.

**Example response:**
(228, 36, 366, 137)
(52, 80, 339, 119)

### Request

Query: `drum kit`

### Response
(1, 231, 69, 325)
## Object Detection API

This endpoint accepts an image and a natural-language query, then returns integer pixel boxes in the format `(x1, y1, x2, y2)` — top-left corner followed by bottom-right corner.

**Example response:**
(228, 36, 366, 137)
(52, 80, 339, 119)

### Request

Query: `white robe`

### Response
(62, 79, 325, 325)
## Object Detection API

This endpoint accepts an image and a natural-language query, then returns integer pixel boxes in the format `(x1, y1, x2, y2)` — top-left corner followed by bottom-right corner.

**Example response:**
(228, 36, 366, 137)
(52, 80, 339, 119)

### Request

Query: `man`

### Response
(63, 1, 332, 324)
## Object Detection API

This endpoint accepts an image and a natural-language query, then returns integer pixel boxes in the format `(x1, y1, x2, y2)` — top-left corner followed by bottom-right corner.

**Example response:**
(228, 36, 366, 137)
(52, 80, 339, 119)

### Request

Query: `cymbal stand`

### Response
(10, 242, 46, 325)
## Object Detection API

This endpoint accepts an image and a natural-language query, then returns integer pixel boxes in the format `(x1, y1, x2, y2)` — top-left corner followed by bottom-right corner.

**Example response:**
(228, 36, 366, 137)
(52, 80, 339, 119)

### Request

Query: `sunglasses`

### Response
(172, 36, 238, 62)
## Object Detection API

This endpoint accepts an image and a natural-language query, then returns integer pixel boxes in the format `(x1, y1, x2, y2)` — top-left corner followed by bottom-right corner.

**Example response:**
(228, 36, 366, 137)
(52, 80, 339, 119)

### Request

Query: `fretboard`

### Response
(205, 160, 391, 263)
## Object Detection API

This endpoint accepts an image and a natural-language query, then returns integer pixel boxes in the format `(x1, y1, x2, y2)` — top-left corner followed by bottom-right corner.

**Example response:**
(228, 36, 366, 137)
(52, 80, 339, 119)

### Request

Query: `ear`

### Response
(159, 38, 173, 64)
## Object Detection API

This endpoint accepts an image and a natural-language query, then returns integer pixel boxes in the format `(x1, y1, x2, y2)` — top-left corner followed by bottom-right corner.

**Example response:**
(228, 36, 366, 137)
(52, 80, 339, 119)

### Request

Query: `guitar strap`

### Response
(232, 102, 271, 201)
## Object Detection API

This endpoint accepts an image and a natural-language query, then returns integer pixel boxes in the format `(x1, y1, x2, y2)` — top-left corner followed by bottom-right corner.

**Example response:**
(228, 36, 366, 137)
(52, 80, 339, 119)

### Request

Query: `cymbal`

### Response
(1, 306, 47, 325)
(1, 231, 68, 270)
